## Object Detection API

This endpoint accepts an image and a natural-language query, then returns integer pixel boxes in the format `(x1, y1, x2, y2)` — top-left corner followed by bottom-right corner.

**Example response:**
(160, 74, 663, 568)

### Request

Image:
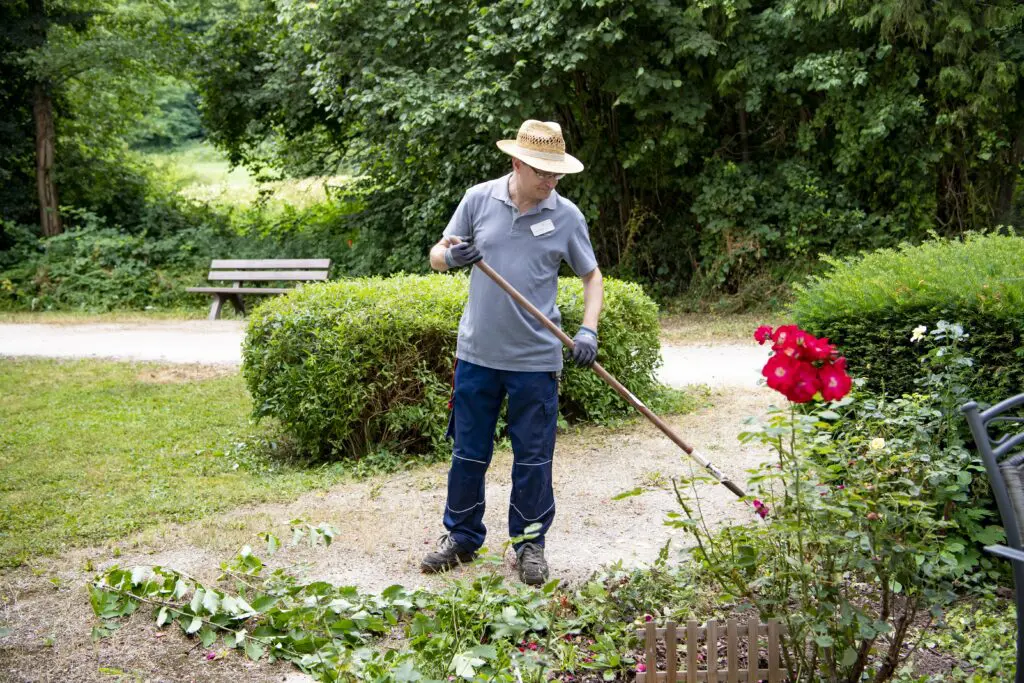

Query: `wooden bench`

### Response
(187, 259, 331, 320)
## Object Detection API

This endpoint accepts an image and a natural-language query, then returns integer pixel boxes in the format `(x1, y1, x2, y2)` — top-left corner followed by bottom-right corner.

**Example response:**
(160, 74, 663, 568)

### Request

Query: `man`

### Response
(422, 119, 604, 585)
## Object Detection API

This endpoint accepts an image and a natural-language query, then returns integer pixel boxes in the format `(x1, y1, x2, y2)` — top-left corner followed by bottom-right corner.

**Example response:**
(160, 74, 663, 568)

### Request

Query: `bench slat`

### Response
(207, 270, 329, 281)
(210, 259, 331, 269)
(187, 287, 294, 295)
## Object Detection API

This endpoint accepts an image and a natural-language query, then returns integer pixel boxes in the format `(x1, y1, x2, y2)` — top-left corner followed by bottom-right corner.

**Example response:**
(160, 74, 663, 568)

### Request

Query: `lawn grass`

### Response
(0, 309, 211, 324)
(142, 141, 349, 208)
(0, 358, 348, 568)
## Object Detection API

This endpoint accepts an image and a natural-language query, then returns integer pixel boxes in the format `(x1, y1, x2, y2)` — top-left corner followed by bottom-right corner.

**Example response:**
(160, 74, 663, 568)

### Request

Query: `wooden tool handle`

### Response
(473, 259, 747, 499)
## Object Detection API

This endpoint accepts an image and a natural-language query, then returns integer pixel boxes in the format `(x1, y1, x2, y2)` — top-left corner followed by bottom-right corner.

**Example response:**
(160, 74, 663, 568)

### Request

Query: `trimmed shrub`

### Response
(242, 273, 664, 459)
(790, 232, 1024, 401)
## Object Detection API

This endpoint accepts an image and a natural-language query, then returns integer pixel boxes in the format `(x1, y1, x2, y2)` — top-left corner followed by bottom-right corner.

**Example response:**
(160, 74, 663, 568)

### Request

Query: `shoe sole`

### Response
(521, 576, 548, 585)
(420, 553, 477, 573)
(519, 571, 549, 585)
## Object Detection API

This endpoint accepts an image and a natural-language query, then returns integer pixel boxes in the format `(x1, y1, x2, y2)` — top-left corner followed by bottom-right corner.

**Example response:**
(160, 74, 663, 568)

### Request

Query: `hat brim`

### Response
(496, 140, 585, 174)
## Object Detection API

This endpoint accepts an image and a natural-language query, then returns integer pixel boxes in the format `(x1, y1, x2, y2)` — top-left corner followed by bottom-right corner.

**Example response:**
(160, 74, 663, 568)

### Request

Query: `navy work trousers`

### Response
(443, 360, 558, 552)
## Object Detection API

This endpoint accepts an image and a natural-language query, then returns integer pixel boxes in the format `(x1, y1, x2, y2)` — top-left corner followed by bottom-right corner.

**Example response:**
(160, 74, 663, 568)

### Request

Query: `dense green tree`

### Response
(129, 79, 204, 149)
(0, 0, 193, 236)
(192, 0, 1024, 296)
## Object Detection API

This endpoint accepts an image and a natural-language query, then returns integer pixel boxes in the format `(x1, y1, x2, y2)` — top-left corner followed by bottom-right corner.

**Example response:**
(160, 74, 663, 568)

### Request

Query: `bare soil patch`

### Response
(136, 364, 236, 384)
(658, 313, 788, 345)
(0, 385, 777, 682)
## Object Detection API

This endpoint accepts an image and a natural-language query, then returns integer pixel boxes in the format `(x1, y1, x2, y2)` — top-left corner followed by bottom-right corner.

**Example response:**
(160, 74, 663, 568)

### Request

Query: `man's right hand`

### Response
(444, 237, 482, 269)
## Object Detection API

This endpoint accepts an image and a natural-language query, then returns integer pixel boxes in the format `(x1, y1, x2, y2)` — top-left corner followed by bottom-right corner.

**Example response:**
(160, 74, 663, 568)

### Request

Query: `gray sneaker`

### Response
(420, 534, 477, 573)
(516, 542, 549, 585)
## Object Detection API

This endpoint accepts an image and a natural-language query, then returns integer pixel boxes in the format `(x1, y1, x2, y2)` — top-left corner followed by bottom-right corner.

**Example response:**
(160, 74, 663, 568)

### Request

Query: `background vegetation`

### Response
(1, 0, 1022, 310)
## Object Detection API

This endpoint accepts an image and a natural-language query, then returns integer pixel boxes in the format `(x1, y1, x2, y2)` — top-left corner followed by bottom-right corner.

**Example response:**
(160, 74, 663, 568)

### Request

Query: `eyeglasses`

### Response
(523, 162, 564, 181)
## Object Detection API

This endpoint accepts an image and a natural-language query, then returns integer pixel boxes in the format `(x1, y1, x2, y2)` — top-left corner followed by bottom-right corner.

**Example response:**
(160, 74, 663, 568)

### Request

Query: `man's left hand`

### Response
(571, 326, 598, 366)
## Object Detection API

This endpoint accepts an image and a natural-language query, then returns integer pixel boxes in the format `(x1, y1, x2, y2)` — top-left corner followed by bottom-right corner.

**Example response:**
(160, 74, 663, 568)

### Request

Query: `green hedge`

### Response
(790, 232, 1024, 400)
(242, 273, 665, 459)
(242, 272, 667, 458)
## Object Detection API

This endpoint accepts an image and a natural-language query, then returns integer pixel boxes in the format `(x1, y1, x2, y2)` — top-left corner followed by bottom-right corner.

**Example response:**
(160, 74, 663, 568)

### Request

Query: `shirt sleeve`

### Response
(565, 214, 598, 276)
(442, 191, 475, 240)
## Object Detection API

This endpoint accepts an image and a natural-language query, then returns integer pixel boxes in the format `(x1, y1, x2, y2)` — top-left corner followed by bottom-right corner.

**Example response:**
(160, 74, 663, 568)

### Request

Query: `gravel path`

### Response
(0, 321, 769, 387)
(0, 321, 246, 365)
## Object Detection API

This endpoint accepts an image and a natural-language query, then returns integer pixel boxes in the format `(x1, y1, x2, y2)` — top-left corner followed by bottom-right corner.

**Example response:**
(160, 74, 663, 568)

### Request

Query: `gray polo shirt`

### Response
(443, 173, 598, 372)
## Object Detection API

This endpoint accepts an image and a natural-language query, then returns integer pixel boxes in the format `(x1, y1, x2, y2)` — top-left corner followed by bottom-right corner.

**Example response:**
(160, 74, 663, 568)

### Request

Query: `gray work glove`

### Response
(444, 237, 482, 269)
(571, 326, 598, 366)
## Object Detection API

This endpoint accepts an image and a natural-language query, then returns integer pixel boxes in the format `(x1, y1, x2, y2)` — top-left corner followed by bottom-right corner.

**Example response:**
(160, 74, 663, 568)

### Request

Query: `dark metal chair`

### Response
(962, 395, 1024, 683)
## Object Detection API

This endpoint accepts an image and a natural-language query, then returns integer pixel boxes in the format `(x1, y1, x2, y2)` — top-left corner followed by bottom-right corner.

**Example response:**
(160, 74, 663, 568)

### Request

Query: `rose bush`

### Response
(667, 325, 961, 682)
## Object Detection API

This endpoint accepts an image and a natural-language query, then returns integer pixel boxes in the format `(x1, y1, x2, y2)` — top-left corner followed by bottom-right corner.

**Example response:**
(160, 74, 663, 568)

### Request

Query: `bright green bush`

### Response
(790, 232, 1024, 401)
(0, 221, 206, 311)
(242, 274, 665, 459)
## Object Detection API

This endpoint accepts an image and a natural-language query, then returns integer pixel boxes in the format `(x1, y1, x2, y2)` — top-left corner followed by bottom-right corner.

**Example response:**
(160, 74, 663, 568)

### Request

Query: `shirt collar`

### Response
(490, 173, 559, 212)
(490, 174, 513, 205)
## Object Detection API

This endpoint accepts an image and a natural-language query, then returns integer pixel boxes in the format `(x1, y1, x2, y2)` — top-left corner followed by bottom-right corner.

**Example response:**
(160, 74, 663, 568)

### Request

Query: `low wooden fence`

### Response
(635, 616, 788, 682)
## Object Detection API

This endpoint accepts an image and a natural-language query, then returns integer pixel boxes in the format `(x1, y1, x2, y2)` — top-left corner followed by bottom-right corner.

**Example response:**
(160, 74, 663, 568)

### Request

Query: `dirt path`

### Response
(0, 321, 246, 365)
(1, 383, 777, 681)
(1, 319, 777, 680)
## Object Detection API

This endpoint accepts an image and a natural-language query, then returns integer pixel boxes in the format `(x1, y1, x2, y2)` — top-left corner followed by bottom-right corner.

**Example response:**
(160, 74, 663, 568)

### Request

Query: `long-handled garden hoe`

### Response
(474, 259, 748, 500)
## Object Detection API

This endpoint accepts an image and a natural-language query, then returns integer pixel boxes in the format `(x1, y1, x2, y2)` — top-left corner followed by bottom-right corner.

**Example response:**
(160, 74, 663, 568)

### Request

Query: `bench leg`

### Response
(229, 294, 246, 317)
(208, 294, 225, 320)
(1015, 563, 1024, 683)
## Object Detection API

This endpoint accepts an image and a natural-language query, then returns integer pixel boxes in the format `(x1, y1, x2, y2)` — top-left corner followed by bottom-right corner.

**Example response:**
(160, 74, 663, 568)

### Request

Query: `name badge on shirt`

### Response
(530, 219, 555, 237)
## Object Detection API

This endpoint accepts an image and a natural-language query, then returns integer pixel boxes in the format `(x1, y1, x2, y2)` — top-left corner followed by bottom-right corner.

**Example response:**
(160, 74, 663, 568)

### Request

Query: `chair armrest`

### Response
(985, 544, 1024, 564)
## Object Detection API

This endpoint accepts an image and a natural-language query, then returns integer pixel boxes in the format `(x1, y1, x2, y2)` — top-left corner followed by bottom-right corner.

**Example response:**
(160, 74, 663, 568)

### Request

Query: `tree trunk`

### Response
(739, 104, 750, 162)
(994, 121, 1024, 226)
(33, 84, 62, 237)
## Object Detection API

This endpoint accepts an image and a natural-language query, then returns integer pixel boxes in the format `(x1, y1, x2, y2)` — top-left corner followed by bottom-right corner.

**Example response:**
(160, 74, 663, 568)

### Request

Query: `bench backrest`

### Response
(963, 394, 1024, 550)
(206, 259, 331, 282)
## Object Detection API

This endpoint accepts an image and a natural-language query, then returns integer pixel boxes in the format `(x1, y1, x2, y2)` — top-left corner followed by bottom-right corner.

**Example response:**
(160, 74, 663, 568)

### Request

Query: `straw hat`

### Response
(496, 120, 584, 174)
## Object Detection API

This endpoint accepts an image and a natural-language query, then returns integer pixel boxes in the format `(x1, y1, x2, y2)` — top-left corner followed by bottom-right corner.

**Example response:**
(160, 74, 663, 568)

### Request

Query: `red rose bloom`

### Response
(805, 336, 836, 362)
(771, 324, 800, 352)
(785, 362, 821, 403)
(758, 325, 852, 403)
(818, 359, 852, 401)
(762, 354, 799, 393)
(790, 329, 815, 361)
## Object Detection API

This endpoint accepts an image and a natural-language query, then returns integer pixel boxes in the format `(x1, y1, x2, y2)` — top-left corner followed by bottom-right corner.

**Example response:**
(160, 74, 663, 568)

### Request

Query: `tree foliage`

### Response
(189, 0, 1024, 297)
(0, 0, 196, 237)
(1, 0, 1021, 302)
